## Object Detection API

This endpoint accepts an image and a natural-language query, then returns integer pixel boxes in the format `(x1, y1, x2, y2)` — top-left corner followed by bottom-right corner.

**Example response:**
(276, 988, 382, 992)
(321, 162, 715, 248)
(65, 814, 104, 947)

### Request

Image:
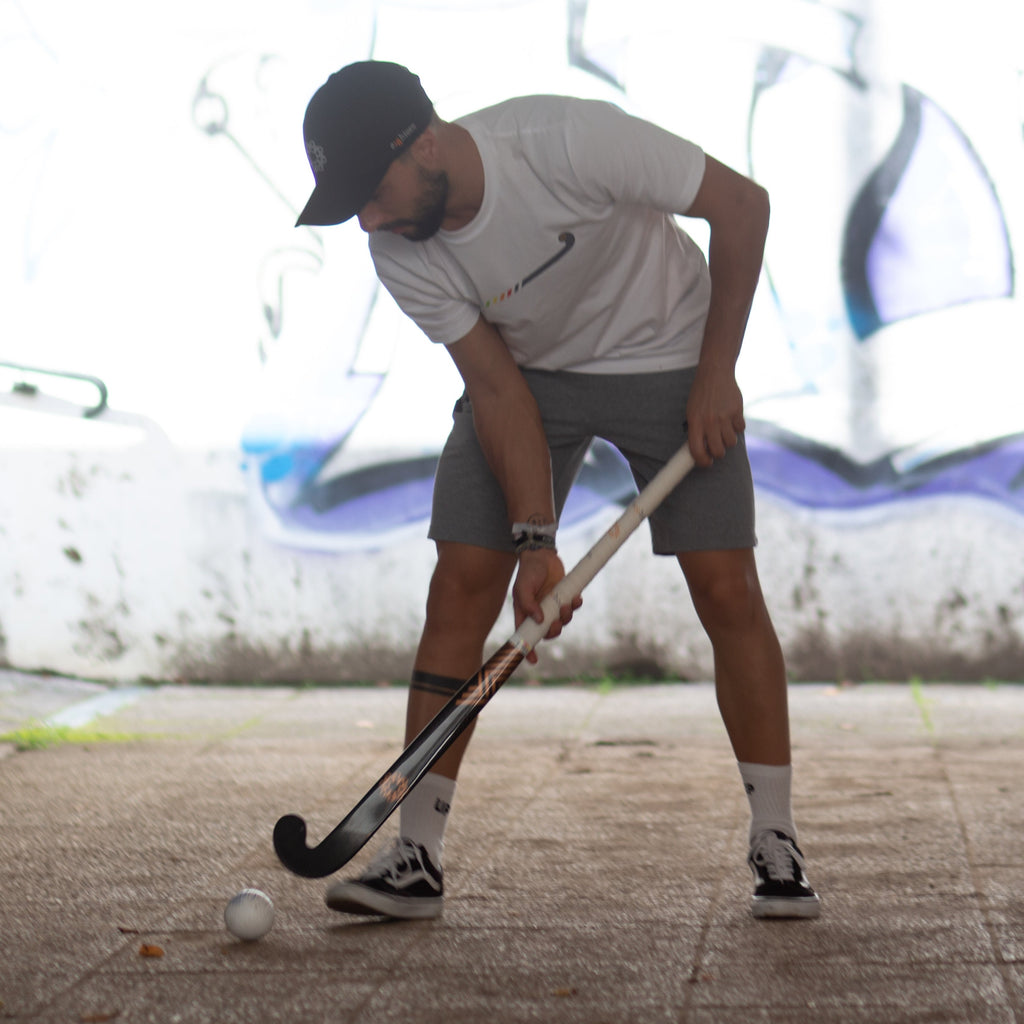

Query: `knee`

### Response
(682, 553, 765, 632)
(424, 544, 515, 634)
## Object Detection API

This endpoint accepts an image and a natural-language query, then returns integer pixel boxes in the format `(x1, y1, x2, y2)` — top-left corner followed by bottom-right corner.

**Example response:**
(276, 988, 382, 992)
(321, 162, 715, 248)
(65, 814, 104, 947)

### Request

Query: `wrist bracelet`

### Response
(511, 521, 558, 555)
(513, 532, 557, 555)
(511, 521, 557, 537)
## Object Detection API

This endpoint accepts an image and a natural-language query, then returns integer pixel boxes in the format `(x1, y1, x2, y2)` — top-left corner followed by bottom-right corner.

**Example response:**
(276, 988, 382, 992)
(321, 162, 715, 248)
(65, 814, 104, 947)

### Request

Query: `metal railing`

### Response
(0, 361, 109, 419)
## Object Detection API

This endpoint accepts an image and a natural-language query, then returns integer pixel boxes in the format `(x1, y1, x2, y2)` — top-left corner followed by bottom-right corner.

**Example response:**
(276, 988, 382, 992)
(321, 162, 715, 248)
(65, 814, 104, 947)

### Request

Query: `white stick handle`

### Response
(514, 445, 697, 653)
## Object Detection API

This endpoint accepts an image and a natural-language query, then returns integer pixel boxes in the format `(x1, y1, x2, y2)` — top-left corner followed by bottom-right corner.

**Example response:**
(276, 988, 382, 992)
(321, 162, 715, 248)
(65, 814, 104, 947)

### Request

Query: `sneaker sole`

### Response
(325, 882, 444, 920)
(751, 895, 821, 920)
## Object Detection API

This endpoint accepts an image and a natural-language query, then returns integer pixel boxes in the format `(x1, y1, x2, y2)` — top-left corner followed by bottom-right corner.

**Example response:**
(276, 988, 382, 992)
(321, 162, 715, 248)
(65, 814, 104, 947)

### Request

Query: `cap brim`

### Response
(295, 189, 358, 227)
(294, 160, 390, 227)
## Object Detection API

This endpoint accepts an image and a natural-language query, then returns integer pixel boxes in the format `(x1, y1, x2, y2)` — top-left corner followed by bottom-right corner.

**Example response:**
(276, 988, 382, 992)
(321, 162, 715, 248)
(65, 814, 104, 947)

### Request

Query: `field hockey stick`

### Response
(274, 443, 697, 878)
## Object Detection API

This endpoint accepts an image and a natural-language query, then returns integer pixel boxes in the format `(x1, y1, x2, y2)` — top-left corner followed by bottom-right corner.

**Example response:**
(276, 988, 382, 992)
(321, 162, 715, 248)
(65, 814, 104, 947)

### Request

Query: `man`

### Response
(295, 60, 820, 921)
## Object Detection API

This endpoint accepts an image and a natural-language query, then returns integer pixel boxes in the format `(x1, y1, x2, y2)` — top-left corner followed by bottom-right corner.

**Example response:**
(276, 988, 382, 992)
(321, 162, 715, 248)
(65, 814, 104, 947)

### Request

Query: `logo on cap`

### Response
(307, 138, 327, 174)
(389, 122, 419, 152)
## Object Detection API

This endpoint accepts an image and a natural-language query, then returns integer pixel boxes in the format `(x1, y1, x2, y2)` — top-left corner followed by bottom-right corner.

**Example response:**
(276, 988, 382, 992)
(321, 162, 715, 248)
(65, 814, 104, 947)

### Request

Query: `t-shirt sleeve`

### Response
(559, 98, 706, 215)
(369, 235, 481, 345)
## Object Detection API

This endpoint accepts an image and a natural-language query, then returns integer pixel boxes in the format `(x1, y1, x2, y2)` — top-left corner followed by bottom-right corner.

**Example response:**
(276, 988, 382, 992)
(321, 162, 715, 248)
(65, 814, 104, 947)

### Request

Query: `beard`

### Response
(383, 166, 449, 241)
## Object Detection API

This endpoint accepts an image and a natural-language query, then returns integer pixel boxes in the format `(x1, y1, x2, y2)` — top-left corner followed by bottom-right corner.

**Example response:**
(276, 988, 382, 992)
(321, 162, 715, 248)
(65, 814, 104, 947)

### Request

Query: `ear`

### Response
(408, 123, 441, 167)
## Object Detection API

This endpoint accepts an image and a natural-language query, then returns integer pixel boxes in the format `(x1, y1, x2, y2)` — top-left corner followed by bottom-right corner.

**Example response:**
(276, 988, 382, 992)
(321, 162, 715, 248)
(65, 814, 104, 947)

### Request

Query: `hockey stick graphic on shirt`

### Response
(273, 443, 697, 878)
(484, 232, 575, 309)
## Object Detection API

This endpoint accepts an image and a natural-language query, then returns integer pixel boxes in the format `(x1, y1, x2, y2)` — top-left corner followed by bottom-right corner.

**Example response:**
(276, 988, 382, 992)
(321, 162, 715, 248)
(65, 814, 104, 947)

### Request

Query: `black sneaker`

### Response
(325, 838, 444, 920)
(748, 829, 821, 919)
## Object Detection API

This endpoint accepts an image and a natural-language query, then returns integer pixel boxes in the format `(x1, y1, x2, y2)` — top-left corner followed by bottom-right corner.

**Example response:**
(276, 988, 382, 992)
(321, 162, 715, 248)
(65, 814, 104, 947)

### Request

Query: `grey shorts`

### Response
(429, 367, 756, 555)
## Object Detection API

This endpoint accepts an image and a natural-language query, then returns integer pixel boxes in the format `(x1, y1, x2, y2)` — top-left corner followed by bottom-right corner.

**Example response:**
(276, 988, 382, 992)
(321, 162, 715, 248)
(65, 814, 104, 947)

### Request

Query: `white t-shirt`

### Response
(369, 95, 710, 374)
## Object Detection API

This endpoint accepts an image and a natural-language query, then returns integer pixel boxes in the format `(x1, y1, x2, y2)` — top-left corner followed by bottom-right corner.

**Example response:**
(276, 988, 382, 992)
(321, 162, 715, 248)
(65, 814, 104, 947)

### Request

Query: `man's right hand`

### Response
(512, 548, 581, 664)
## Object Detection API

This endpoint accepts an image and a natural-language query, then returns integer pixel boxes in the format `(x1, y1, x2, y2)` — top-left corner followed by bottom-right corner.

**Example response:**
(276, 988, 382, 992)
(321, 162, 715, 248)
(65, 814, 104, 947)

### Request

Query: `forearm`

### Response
(446, 316, 558, 531)
(699, 182, 769, 372)
(680, 158, 769, 462)
(443, 318, 573, 648)
(469, 377, 557, 530)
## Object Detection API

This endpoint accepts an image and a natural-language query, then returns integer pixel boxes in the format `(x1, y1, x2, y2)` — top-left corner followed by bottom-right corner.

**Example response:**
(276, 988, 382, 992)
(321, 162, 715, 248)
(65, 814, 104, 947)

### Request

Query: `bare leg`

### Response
(323, 542, 514, 917)
(677, 548, 790, 765)
(678, 548, 821, 916)
(407, 540, 517, 779)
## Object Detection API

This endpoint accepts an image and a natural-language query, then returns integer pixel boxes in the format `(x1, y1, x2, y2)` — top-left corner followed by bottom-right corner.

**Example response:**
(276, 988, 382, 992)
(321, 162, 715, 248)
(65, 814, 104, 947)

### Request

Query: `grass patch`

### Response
(909, 677, 935, 735)
(0, 721, 141, 751)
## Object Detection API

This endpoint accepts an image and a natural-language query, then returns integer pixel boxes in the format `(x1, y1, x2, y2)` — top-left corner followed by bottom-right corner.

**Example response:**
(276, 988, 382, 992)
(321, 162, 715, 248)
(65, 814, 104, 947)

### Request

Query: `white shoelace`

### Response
(365, 838, 427, 883)
(750, 831, 804, 882)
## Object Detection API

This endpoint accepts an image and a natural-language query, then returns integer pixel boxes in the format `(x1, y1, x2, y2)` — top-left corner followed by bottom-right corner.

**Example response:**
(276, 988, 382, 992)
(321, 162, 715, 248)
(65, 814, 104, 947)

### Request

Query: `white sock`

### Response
(399, 772, 456, 867)
(738, 761, 796, 845)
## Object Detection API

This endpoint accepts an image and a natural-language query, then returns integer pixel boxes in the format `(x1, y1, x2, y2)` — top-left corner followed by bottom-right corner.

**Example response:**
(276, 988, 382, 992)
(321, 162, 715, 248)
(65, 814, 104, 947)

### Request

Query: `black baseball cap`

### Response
(295, 61, 434, 227)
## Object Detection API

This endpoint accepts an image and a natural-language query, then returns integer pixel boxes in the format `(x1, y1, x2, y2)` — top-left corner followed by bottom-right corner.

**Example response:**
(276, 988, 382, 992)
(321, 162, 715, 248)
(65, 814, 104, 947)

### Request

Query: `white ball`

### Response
(224, 888, 275, 941)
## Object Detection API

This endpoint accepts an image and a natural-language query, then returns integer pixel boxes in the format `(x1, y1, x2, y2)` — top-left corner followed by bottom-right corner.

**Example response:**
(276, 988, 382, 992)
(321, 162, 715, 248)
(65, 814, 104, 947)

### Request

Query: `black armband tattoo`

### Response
(411, 669, 466, 697)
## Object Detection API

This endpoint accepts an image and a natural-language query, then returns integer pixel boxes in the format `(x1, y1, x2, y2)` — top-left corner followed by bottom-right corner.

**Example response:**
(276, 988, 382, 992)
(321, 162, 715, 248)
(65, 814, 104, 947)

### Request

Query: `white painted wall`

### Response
(2, 411, 1022, 683)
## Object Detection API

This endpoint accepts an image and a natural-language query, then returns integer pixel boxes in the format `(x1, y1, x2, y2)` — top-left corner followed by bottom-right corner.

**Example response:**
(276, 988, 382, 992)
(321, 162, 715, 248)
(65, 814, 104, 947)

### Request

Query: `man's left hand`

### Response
(685, 366, 745, 467)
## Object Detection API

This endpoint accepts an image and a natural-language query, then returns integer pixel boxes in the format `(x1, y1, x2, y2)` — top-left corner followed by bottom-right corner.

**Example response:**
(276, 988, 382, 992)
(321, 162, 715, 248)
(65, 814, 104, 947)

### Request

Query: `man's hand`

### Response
(685, 364, 745, 467)
(512, 548, 582, 664)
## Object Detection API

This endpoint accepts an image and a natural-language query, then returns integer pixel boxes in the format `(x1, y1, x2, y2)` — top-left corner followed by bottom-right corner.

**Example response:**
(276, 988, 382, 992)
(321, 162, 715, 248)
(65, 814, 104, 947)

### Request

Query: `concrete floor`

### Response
(1, 672, 1022, 1023)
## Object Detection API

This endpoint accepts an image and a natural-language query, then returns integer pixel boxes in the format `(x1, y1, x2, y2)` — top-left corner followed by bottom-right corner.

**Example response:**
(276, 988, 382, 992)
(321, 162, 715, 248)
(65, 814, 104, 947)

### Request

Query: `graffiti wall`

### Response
(2, 0, 1023, 683)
